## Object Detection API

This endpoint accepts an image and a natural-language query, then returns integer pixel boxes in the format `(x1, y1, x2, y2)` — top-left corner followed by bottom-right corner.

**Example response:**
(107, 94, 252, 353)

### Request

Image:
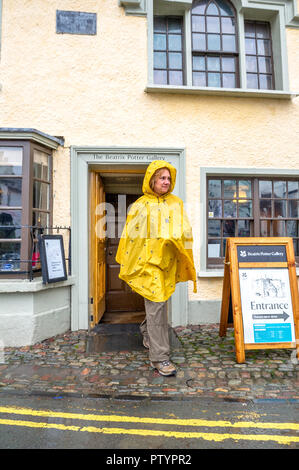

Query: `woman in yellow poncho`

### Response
(116, 160, 197, 376)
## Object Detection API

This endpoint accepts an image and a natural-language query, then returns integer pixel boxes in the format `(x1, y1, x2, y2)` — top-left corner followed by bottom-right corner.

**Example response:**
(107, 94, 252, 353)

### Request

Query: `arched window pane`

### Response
(207, 16, 220, 32)
(222, 17, 235, 33)
(193, 71, 206, 86)
(192, 0, 239, 88)
(222, 56, 235, 71)
(223, 73, 236, 87)
(208, 72, 221, 87)
(207, 56, 220, 70)
(192, 0, 206, 13)
(169, 52, 182, 69)
(222, 35, 236, 52)
(206, 2, 219, 15)
(168, 18, 183, 33)
(168, 35, 182, 51)
(216, 0, 233, 16)
(193, 55, 206, 70)
(193, 33, 206, 50)
(192, 15, 205, 32)
(207, 34, 221, 50)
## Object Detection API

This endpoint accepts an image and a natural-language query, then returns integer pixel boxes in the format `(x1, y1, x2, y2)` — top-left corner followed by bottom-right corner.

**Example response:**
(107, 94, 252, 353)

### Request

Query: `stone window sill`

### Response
(145, 84, 299, 100)
(0, 275, 75, 293)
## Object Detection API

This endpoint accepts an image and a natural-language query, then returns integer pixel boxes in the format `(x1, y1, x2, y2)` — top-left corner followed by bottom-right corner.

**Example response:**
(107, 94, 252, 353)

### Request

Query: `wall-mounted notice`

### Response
(39, 235, 67, 284)
(56, 10, 97, 35)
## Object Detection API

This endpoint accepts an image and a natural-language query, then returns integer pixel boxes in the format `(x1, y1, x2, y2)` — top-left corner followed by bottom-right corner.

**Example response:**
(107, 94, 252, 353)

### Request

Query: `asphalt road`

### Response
(0, 394, 298, 453)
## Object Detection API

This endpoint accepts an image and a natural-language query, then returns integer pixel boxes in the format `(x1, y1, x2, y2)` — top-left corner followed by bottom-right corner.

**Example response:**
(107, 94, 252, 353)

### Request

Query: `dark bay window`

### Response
(207, 177, 299, 267)
(154, 16, 184, 85)
(0, 146, 23, 271)
(0, 140, 52, 278)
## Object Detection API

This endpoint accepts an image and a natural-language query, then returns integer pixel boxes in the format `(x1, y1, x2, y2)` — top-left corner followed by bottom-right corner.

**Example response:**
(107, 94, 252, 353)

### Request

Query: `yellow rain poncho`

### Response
(115, 160, 197, 302)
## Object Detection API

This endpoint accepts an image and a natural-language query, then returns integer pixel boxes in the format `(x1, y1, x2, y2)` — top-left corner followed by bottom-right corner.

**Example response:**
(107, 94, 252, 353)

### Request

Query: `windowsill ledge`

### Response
(145, 84, 299, 100)
(0, 275, 75, 293)
(197, 270, 224, 278)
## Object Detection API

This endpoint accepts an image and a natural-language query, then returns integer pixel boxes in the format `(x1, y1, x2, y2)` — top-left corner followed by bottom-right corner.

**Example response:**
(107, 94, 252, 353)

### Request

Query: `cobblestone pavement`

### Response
(0, 325, 298, 401)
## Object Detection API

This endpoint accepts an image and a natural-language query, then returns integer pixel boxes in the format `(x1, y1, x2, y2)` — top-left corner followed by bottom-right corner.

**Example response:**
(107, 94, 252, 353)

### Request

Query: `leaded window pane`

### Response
(0, 147, 22, 176)
(192, 0, 239, 88)
(154, 16, 184, 86)
(0, 242, 21, 271)
(207, 177, 299, 266)
(245, 20, 274, 90)
(0, 178, 22, 206)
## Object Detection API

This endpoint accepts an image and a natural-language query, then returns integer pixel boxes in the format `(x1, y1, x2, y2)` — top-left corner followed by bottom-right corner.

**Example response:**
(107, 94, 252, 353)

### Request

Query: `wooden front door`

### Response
(105, 193, 145, 315)
(89, 172, 106, 328)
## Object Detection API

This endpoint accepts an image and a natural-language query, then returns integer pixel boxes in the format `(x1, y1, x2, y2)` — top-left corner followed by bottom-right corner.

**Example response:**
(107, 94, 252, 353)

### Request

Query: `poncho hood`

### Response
(142, 160, 177, 196)
(116, 160, 197, 302)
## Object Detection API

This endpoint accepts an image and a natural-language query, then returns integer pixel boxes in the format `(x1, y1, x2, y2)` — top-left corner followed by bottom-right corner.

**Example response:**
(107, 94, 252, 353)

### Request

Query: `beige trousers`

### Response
(140, 298, 170, 362)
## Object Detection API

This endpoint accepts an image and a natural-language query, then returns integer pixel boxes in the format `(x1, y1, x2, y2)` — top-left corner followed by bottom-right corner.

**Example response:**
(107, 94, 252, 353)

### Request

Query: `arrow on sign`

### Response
(252, 311, 290, 322)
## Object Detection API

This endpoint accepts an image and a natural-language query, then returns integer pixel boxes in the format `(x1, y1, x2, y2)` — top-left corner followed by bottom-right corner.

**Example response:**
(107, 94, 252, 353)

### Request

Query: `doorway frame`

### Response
(70, 146, 188, 331)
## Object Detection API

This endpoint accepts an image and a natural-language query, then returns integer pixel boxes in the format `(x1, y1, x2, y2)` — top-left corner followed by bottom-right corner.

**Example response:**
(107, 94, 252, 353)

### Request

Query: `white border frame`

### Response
(70, 146, 189, 330)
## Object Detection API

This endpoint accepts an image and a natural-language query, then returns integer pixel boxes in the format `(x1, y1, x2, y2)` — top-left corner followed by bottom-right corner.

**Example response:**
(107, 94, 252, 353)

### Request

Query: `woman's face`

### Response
(153, 169, 171, 196)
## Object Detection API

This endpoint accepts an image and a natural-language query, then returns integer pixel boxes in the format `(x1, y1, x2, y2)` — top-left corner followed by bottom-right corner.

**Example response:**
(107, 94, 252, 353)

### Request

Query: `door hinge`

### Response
(90, 315, 94, 322)
(90, 297, 94, 304)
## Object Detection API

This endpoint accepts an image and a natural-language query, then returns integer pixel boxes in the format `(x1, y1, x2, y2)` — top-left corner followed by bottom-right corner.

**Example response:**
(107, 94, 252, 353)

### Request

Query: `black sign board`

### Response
(237, 245, 287, 263)
(56, 10, 97, 35)
(39, 235, 67, 284)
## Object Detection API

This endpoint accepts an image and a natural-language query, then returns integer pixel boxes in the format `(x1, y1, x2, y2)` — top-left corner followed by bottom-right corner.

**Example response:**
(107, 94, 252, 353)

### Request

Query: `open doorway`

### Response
(89, 170, 145, 328)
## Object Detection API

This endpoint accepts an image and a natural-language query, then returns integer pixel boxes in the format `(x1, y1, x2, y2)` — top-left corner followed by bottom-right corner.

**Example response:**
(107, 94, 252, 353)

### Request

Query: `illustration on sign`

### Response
(239, 268, 295, 344)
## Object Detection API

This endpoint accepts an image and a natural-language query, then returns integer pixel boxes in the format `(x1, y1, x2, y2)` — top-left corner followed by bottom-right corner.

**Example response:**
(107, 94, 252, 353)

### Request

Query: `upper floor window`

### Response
(154, 16, 184, 85)
(245, 20, 274, 90)
(191, 0, 239, 88)
(149, 0, 290, 94)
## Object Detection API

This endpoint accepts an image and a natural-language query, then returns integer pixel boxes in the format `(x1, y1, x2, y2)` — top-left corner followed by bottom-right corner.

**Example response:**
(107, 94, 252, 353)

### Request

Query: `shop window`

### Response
(207, 177, 299, 267)
(0, 142, 52, 278)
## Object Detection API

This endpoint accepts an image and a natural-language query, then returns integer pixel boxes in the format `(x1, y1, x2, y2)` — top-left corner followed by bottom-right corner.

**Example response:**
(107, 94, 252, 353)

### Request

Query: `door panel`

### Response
(89, 172, 106, 328)
(105, 193, 144, 313)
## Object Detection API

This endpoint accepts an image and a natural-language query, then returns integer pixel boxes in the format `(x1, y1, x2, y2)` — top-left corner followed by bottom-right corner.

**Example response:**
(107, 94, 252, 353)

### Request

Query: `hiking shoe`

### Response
(143, 336, 149, 349)
(150, 360, 176, 376)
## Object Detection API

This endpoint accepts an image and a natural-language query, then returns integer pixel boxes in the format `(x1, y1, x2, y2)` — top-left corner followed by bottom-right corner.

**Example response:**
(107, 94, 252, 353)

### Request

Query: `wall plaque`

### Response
(56, 10, 97, 35)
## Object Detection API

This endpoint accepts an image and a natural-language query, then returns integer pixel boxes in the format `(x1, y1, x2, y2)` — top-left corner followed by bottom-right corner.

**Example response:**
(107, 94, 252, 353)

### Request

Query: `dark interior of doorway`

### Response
(100, 192, 145, 325)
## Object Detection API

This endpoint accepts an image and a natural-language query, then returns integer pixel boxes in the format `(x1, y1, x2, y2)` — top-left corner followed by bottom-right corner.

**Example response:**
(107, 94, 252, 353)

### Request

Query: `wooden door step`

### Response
(100, 310, 146, 324)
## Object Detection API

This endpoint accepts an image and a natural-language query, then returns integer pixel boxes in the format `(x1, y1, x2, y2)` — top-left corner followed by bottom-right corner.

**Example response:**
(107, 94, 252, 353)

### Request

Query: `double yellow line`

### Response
(0, 405, 298, 445)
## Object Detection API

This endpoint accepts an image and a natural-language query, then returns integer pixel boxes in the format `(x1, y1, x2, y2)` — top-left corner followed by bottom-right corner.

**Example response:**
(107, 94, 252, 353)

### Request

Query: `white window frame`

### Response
(144, 0, 299, 99)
